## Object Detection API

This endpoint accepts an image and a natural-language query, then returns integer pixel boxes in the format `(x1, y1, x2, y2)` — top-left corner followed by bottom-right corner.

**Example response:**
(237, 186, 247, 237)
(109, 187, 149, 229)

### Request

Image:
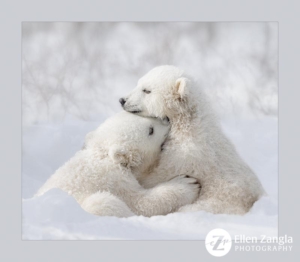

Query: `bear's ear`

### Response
(109, 146, 142, 168)
(175, 77, 189, 99)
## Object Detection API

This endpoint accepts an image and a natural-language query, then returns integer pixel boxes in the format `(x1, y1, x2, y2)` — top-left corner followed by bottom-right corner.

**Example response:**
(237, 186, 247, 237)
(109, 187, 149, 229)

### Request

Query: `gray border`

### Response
(1, 0, 299, 261)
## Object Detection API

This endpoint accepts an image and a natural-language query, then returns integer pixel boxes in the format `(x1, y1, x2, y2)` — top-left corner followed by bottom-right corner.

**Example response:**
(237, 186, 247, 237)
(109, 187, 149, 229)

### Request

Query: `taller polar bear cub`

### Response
(121, 65, 265, 215)
(36, 111, 200, 217)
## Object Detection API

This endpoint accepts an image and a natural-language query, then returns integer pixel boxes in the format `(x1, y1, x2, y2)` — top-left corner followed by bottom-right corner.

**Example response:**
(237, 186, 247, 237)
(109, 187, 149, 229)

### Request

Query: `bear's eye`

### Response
(149, 126, 154, 135)
(143, 89, 151, 94)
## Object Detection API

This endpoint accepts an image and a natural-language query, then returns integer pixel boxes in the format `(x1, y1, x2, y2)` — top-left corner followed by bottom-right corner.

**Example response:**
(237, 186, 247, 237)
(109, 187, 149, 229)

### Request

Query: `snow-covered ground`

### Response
(22, 23, 278, 240)
(22, 115, 278, 240)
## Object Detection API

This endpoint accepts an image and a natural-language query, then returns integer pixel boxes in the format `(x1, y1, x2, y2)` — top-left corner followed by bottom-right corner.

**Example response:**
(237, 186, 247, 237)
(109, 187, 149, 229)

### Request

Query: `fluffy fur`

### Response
(121, 65, 266, 215)
(36, 111, 200, 217)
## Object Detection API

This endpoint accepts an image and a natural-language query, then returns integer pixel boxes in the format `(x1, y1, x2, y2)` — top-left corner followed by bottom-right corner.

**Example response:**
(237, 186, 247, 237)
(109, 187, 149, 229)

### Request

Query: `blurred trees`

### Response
(22, 22, 278, 125)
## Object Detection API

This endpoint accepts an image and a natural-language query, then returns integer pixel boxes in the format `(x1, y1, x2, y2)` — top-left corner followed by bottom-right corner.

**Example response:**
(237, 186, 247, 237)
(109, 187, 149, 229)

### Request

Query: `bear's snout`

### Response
(119, 98, 126, 106)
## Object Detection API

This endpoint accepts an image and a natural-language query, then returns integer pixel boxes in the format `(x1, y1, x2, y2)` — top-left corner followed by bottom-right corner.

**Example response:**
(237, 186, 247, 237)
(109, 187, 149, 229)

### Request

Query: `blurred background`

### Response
(22, 22, 278, 125)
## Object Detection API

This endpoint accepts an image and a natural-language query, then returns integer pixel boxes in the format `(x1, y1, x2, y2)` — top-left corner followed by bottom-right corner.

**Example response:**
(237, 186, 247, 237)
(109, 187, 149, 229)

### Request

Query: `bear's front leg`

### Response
(125, 175, 201, 217)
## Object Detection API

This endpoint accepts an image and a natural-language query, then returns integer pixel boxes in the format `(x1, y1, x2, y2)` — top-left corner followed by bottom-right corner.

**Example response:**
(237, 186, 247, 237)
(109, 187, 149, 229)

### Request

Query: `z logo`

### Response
(205, 229, 232, 257)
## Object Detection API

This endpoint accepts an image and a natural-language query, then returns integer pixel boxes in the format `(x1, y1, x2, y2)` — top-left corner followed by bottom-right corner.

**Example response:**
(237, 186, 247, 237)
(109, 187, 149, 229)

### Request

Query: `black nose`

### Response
(119, 98, 126, 106)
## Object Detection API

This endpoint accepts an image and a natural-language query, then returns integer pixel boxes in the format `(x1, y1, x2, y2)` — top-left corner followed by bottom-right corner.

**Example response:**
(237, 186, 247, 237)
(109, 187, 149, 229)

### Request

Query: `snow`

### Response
(22, 116, 278, 240)
(23, 192, 277, 240)
(22, 23, 278, 240)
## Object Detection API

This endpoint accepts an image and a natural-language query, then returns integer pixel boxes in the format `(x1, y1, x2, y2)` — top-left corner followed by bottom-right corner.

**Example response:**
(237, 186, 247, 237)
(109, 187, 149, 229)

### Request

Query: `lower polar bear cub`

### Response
(121, 65, 266, 215)
(36, 111, 200, 217)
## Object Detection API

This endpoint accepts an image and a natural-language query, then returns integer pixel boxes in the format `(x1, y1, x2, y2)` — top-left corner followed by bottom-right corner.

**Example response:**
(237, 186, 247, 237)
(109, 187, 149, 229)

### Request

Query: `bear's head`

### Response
(85, 111, 170, 173)
(119, 65, 193, 121)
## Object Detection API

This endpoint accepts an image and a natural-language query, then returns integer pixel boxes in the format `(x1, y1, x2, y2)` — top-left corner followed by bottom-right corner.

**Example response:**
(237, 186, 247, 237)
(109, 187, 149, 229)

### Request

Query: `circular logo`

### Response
(205, 228, 232, 257)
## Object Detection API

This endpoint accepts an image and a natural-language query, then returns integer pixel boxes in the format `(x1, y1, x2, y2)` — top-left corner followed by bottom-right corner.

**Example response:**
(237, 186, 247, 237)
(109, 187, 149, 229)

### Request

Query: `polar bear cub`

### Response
(120, 65, 265, 215)
(36, 111, 200, 217)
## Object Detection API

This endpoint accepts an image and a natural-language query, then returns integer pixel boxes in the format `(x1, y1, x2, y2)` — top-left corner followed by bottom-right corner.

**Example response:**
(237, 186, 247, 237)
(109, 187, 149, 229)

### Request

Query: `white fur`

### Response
(36, 111, 200, 217)
(122, 65, 266, 215)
